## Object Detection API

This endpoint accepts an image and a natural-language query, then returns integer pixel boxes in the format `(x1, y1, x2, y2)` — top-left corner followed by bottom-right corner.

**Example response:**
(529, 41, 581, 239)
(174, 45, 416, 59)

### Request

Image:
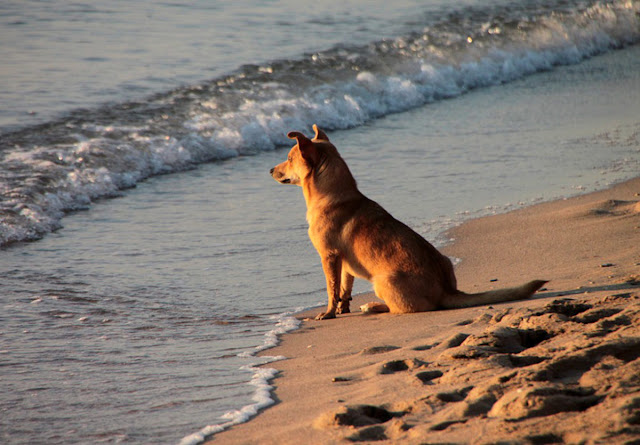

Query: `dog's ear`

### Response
(287, 131, 317, 163)
(312, 124, 330, 142)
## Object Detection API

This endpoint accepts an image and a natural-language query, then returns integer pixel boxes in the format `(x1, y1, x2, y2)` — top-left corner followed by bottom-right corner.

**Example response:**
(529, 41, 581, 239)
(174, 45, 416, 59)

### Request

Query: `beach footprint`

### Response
(321, 293, 640, 444)
(314, 403, 415, 442)
(378, 358, 427, 375)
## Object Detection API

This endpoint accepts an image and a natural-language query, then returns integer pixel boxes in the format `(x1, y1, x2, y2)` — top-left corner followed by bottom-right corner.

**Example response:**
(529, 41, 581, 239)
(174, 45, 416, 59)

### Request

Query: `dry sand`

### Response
(209, 178, 640, 444)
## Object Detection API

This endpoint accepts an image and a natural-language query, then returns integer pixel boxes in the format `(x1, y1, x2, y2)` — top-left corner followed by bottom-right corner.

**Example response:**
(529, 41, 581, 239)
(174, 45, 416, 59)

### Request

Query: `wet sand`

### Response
(209, 177, 640, 444)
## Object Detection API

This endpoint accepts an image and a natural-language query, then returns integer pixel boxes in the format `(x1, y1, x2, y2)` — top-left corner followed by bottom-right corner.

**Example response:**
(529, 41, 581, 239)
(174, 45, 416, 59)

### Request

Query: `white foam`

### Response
(2, 1, 639, 248)
(178, 307, 308, 445)
(177, 366, 278, 445)
(184, 1, 640, 161)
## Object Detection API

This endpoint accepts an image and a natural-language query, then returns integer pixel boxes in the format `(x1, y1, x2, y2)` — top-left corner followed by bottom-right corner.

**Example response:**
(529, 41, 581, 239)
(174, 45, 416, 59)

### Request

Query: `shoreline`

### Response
(207, 177, 640, 444)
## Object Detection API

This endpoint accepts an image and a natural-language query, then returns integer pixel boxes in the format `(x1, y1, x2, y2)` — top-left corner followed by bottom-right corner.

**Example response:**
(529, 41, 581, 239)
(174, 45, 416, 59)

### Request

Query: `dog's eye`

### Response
(287, 156, 292, 162)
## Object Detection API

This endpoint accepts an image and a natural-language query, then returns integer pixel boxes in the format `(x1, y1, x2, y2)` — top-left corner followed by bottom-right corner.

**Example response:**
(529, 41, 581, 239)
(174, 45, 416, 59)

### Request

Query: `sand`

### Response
(209, 178, 640, 444)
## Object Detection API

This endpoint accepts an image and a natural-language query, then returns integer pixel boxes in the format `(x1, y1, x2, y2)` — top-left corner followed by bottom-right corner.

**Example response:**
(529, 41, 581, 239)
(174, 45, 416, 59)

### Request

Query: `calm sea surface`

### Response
(1, 1, 639, 443)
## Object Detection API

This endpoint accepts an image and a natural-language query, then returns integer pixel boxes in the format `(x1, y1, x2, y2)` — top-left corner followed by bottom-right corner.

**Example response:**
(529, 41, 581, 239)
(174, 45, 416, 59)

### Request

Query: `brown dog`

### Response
(270, 125, 546, 320)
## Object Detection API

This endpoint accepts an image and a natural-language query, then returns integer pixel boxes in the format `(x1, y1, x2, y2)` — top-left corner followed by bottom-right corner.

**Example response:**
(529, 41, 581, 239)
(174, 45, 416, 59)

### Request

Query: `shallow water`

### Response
(1, 0, 640, 444)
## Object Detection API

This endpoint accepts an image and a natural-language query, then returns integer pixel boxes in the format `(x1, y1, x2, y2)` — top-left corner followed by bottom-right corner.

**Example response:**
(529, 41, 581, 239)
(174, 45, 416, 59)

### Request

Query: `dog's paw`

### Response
(316, 311, 337, 320)
(360, 302, 390, 314)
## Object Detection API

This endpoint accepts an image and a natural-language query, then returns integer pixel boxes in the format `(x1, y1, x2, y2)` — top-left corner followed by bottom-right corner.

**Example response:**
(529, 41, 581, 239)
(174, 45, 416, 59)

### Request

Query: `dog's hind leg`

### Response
(337, 268, 354, 314)
(373, 275, 439, 313)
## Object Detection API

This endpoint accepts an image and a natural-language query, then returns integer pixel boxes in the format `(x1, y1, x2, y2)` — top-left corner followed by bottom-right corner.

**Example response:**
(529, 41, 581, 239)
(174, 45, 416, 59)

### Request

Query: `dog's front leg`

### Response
(316, 253, 342, 320)
(337, 268, 354, 314)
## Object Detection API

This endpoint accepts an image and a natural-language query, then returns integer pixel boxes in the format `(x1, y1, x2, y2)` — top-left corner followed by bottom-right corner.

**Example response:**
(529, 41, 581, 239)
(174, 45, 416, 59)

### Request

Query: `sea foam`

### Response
(178, 308, 307, 445)
(2, 1, 639, 247)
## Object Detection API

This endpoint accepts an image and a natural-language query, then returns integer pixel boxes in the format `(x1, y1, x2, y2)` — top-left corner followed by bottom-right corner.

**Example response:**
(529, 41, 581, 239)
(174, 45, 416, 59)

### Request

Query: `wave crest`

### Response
(1, 0, 638, 246)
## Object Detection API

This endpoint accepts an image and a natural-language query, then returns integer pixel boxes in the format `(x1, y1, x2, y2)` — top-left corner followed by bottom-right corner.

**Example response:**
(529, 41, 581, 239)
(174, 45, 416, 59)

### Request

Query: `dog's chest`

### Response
(306, 207, 349, 251)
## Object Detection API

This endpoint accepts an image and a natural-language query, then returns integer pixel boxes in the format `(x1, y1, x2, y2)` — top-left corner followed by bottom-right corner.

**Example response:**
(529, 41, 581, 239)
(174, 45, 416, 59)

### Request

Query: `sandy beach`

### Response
(209, 178, 640, 444)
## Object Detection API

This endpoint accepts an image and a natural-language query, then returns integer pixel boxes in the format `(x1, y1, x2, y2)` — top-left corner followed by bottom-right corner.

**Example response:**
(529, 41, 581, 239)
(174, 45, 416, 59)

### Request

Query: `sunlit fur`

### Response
(271, 125, 546, 320)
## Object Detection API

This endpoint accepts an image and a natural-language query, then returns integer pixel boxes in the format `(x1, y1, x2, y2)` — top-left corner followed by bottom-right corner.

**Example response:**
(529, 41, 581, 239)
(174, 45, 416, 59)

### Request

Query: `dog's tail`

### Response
(440, 280, 547, 309)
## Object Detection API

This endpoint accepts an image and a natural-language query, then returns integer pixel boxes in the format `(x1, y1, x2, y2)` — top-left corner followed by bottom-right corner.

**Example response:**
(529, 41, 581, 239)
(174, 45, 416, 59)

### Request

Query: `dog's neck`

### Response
(302, 154, 362, 216)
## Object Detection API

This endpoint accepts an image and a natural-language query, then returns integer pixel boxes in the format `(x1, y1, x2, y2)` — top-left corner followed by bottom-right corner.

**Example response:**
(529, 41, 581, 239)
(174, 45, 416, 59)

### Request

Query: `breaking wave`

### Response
(1, 0, 639, 246)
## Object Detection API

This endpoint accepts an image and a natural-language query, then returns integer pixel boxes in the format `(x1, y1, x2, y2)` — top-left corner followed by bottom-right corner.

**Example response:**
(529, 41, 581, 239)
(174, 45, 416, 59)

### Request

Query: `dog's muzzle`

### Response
(270, 167, 290, 183)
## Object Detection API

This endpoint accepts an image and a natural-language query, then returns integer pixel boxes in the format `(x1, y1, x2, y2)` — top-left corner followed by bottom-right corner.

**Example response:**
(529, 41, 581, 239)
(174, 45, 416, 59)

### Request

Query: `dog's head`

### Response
(270, 124, 330, 186)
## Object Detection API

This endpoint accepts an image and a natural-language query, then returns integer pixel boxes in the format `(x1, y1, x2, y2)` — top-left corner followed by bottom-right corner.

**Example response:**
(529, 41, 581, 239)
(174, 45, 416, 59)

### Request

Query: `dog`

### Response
(270, 125, 546, 320)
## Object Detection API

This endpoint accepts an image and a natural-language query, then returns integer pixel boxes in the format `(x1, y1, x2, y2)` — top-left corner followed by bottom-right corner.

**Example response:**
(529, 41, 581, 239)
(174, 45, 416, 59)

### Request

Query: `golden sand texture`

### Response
(210, 178, 640, 444)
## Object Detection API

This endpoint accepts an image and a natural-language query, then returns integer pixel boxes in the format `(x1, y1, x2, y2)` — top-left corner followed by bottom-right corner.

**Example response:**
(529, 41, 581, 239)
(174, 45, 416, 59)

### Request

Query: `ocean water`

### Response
(1, 0, 640, 443)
